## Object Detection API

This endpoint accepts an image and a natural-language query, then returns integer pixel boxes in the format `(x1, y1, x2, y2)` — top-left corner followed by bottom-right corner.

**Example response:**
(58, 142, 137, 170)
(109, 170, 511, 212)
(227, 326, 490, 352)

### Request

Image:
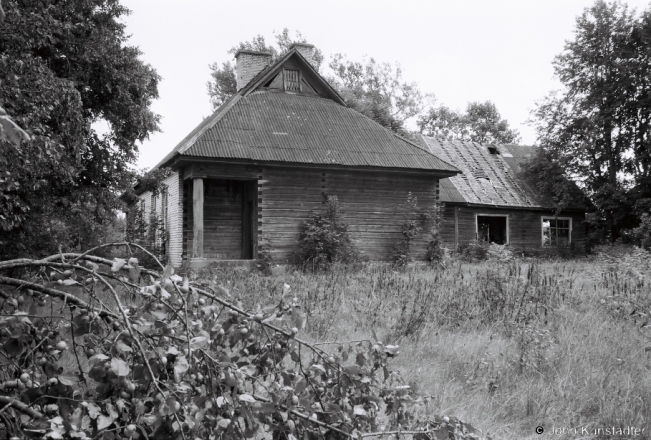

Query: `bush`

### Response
(297, 196, 365, 271)
(486, 243, 514, 262)
(0, 244, 490, 440)
(425, 203, 445, 264)
(457, 239, 489, 262)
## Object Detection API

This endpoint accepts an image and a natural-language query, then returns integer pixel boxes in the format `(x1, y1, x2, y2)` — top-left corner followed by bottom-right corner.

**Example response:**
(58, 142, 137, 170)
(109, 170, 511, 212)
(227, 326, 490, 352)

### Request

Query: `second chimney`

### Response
(290, 43, 315, 66)
(235, 50, 273, 91)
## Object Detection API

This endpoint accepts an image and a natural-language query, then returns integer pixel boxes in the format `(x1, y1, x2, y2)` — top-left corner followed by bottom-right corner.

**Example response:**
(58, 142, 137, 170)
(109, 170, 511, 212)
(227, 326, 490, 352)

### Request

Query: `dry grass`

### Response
(204, 257, 651, 440)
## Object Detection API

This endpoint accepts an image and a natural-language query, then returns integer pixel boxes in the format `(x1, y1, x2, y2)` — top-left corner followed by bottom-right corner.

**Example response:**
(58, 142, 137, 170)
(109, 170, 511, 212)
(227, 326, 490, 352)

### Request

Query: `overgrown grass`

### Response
(196, 256, 651, 439)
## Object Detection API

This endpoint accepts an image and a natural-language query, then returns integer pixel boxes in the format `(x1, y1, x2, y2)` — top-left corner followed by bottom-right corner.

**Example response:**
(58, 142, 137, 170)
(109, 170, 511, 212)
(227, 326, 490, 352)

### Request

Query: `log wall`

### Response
(181, 163, 440, 263)
(440, 204, 587, 255)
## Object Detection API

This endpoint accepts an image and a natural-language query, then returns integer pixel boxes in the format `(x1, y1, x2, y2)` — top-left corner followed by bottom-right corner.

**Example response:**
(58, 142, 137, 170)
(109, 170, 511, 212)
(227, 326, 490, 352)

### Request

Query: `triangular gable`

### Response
(240, 49, 346, 105)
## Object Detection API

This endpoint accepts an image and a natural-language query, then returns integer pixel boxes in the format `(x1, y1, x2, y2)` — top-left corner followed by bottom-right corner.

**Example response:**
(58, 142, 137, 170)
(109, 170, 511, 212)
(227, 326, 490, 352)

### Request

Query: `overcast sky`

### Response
(120, 0, 651, 170)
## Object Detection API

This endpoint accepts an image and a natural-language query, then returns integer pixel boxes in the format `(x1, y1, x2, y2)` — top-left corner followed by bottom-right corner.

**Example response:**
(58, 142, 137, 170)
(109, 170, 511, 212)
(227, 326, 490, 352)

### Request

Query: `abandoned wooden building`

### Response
(129, 44, 459, 268)
(420, 136, 592, 254)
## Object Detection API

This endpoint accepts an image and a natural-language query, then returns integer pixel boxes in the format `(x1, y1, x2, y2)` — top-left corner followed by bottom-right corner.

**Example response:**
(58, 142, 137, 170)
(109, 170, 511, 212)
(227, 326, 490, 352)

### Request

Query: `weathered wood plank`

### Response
(192, 178, 204, 258)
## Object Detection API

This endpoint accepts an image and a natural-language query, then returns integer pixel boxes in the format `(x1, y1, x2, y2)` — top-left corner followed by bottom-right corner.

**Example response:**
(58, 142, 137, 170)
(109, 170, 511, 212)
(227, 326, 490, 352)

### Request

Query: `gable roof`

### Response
(421, 135, 590, 210)
(155, 49, 458, 175)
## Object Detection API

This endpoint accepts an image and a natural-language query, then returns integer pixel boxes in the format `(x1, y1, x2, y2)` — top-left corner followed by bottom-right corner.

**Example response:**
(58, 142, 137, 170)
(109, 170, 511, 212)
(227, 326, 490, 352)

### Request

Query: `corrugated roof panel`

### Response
(177, 92, 458, 173)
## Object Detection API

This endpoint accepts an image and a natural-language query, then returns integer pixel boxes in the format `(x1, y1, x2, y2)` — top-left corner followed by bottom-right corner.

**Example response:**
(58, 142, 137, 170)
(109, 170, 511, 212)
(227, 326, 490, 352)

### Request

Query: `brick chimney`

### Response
(290, 43, 315, 66)
(234, 50, 273, 91)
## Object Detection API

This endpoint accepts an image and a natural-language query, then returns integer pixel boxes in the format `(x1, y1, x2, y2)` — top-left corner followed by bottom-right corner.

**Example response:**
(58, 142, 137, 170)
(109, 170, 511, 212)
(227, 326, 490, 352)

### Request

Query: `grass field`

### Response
(194, 255, 651, 440)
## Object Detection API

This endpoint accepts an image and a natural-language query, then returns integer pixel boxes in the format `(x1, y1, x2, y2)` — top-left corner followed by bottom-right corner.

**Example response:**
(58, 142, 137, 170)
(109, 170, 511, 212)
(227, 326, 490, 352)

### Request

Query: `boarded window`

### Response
(284, 69, 300, 91)
(477, 215, 508, 245)
(542, 217, 571, 247)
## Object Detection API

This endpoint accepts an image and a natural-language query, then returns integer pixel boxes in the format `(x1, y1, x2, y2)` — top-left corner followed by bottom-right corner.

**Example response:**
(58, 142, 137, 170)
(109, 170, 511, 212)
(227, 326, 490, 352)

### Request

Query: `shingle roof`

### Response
(156, 49, 458, 174)
(421, 136, 544, 208)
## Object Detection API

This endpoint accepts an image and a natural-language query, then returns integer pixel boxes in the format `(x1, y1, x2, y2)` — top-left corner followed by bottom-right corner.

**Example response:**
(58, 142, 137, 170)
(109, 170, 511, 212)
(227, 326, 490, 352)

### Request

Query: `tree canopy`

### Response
(417, 101, 521, 144)
(0, 0, 160, 258)
(531, 0, 651, 241)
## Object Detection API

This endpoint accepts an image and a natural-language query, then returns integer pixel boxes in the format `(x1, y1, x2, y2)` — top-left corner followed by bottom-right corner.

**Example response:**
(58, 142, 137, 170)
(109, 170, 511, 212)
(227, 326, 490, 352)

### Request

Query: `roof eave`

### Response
(172, 156, 459, 177)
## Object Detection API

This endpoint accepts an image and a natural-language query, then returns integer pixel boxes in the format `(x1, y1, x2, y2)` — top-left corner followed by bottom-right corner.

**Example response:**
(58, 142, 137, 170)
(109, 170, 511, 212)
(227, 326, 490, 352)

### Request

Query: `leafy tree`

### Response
(206, 31, 427, 134)
(418, 101, 521, 144)
(517, 147, 593, 215)
(207, 29, 324, 109)
(327, 55, 428, 134)
(0, 0, 160, 258)
(531, 0, 651, 240)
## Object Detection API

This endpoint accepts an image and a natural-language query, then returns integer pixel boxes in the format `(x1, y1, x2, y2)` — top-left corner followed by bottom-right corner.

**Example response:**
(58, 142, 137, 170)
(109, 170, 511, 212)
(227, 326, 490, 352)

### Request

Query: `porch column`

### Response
(192, 178, 204, 258)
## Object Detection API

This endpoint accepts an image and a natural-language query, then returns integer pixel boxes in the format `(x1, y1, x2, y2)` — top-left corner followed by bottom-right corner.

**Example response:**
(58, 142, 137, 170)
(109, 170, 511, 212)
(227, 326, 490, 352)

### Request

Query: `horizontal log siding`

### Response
(203, 180, 244, 259)
(325, 171, 438, 261)
(181, 163, 441, 263)
(440, 205, 587, 255)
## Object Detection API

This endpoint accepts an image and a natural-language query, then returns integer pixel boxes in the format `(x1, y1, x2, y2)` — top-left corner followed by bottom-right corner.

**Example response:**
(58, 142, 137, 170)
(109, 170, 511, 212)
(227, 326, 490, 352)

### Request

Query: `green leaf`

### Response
(111, 259, 126, 273)
(57, 375, 76, 386)
(96, 414, 113, 431)
(110, 358, 130, 376)
(238, 394, 256, 403)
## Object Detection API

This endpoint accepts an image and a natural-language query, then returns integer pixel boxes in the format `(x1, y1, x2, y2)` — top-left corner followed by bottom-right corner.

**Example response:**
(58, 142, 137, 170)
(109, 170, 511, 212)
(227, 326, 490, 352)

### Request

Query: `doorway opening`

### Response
(477, 215, 508, 245)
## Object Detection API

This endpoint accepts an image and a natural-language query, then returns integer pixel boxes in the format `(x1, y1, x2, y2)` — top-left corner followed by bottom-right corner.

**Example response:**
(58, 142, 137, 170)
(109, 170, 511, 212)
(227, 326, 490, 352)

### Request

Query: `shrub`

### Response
(0, 244, 490, 440)
(486, 243, 514, 262)
(631, 212, 651, 250)
(457, 239, 489, 262)
(297, 196, 365, 270)
(391, 192, 435, 267)
(425, 203, 445, 264)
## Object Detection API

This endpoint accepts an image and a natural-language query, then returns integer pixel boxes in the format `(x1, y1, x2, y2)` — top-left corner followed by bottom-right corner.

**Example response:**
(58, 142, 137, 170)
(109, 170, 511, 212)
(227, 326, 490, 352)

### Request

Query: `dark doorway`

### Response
(477, 215, 508, 245)
(201, 179, 257, 260)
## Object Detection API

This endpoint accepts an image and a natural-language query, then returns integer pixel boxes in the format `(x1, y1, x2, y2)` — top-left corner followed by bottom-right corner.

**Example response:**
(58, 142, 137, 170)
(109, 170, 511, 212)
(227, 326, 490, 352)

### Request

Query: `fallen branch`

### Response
(0, 396, 44, 419)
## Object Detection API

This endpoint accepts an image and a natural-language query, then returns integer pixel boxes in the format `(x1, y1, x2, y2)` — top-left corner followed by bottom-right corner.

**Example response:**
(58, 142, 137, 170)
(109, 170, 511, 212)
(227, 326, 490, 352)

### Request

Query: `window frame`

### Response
(541, 216, 572, 247)
(475, 213, 510, 245)
(283, 68, 302, 92)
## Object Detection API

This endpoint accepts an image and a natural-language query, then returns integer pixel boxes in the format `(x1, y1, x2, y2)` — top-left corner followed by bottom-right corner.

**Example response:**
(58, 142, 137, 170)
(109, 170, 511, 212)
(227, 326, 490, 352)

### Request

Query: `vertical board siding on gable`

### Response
(440, 205, 586, 254)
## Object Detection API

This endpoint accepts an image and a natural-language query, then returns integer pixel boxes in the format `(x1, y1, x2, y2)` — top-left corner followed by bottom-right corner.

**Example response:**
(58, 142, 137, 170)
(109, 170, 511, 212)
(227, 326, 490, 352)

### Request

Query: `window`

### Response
(284, 69, 300, 91)
(542, 217, 572, 247)
(476, 214, 508, 245)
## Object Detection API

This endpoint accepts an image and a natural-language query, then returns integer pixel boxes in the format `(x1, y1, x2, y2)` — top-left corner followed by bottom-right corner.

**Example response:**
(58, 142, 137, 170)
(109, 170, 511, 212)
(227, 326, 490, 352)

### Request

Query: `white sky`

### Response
(120, 0, 651, 170)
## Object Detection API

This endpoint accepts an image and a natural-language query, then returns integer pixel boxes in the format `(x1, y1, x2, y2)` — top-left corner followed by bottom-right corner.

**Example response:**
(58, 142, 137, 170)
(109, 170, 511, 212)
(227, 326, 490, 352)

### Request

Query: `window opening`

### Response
(477, 215, 508, 245)
(542, 217, 571, 247)
(284, 69, 300, 91)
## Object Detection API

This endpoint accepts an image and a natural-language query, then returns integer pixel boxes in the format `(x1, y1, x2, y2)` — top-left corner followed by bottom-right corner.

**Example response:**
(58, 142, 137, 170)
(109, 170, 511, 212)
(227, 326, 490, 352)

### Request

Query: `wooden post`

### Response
(454, 207, 459, 250)
(192, 178, 204, 258)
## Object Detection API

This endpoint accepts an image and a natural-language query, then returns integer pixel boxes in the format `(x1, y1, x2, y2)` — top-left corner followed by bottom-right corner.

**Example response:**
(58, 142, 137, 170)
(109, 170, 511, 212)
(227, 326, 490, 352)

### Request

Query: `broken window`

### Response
(477, 215, 508, 245)
(542, 217, 571, 247)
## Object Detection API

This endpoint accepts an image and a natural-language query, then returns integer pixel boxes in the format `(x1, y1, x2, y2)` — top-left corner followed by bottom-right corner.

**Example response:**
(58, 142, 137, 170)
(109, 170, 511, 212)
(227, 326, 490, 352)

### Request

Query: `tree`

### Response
(327, 55, 428, 135)
(531, 0, 651, 241)
(517, 147, 593, 216)
(207, 29, 324, 109)
(0, 0, 161, 258)
(206, 31, 427, 135)
(417, 101, 521, 144)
